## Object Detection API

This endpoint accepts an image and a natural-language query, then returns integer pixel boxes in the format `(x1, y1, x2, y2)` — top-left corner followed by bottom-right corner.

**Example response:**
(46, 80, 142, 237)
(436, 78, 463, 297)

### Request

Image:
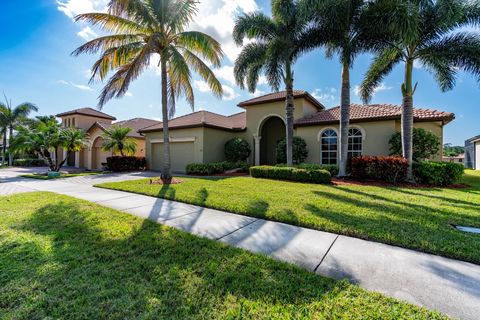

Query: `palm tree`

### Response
(360, 0, 480, 181)
(0, 94, 38, 166)
(304, 0, 379, 177)
(72, 0, 223, 181)
(101, 125, 137, 156)
(233, 0, 321, 166)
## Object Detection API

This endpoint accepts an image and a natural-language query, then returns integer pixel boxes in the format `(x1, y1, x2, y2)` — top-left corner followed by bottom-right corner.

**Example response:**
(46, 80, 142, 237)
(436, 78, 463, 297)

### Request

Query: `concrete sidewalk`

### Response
(2, 174, 480, 319)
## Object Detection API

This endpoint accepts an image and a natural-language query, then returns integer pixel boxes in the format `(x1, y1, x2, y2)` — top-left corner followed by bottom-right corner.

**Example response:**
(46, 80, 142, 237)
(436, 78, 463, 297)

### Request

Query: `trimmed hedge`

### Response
(413, 161, 464, 186)
(351, 156, 408, 183)
(106, 156, 146, 172)
(12, 158, 46, 167)
(277, 163, 339, 176)
(250, 166, 331, 184)
(186, 161, 250, 175)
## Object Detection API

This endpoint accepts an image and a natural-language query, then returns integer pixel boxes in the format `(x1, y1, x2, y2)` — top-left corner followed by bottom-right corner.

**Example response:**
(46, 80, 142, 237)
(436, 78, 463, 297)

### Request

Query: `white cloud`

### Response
(222, 84, 239, 100)
(189, 0, 259, 63)
(77, 26, 98, 40)
(58, 80, 94, 91)
(214, 65, 236, 86)
(311, 88, 337, 104)
(250, 89, 266, 97)
(57, 0, 108, 19)
(125, 92, 133, 97)
(194, 80, 211, 92)
(353, 82, 392, 98)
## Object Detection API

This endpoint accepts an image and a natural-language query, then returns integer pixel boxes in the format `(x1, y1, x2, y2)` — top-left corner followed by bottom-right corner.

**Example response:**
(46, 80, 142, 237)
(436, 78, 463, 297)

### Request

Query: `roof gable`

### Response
(56, 107, 116, 120)
(238, 90, 325, 110)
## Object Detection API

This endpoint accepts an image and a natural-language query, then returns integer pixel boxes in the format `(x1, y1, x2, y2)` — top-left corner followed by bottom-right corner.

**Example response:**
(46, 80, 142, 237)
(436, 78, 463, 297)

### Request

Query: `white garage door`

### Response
(151, 142, 195, 173)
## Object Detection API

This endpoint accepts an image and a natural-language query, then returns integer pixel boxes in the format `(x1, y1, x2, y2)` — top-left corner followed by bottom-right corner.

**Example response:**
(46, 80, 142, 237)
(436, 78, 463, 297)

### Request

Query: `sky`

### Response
(1, 0, 479, 146)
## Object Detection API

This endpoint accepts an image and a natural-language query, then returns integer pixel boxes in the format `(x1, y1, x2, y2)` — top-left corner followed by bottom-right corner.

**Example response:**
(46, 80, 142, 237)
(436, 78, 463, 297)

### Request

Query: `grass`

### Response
(97, 170, 480, 265)
(0, 192, 446, 319)
(21, 172, 105, 180)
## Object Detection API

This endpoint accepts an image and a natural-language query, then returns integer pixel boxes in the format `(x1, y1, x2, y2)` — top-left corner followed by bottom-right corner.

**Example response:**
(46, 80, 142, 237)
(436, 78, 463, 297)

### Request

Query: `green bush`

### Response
(276, 163, 339, 176)
(276, 136, 309, 164)
(186, 161, 250, 175)
(351, 156, 408, 183)
(250, 166, 331, 184)
(389, 128, 441, 161)
(225, 138, 251, 162)
(413, 161, 464, 186)
(12, 158, 46, 167)
(106, 156, 146, 172)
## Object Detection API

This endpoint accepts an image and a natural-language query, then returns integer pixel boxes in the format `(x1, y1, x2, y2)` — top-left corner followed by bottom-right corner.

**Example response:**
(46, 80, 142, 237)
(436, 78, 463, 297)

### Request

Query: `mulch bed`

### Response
(331, 177, 469, 189)
(149, 178, 185, 185)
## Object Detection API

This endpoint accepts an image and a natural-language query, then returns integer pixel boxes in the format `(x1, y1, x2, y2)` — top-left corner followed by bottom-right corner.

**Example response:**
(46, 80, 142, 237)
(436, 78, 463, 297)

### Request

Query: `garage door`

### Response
(151, 142, 195, 173)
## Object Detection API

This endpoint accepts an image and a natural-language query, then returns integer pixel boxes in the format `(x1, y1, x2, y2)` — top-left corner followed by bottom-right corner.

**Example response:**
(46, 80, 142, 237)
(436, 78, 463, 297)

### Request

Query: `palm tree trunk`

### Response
(1, 128, 6, 166)
(402, 59, 415, 182)
(8, 126, 13, 166)
(285, 61, 294, 166)
(160, 58, 172, 181)
(338, 62, 351, 177)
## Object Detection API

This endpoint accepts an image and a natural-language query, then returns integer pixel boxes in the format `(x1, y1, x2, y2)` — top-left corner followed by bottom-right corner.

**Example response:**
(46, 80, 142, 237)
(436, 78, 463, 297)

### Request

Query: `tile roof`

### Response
(88, 118, 161, 138)
(238, 90, 325, 110)
(56, 107, 116, 120)
(295, 104, 455, 126)
(139, 110, 246, 133)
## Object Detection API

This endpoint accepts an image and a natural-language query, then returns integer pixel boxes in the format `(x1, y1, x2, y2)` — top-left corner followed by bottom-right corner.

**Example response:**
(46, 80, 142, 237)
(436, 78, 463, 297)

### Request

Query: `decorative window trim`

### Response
(317, 127, 339, 142)
(349, 125, 366, 141)
(320, 128, 338, 165)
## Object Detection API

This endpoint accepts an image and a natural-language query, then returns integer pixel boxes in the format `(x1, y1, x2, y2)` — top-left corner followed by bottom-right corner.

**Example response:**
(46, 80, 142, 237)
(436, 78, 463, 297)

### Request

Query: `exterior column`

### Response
(75, 151, 80, 168)
(87, 148, 92, 170)
(62, 148, 67, 166)
(254, 135, 261, 166)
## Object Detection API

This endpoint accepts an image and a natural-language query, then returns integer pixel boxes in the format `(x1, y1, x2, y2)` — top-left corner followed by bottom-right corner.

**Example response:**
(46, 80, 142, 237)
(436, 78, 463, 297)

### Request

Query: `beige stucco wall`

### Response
(59, 114, 113, 130)
(202, 128, 245, 163)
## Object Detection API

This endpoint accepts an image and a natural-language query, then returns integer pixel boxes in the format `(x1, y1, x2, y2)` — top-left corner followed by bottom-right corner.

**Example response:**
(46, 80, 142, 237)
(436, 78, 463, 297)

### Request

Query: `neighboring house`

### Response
(140, 90, 454, 173)
(56, 108, 159, 170)
(465, 135, 480, 170)
(443, 153, 465, 164)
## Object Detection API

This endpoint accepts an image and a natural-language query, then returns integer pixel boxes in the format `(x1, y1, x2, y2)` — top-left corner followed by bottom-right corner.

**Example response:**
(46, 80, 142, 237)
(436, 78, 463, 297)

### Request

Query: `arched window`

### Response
(348, 128, 363, 159)
(321, 129, 338, 165)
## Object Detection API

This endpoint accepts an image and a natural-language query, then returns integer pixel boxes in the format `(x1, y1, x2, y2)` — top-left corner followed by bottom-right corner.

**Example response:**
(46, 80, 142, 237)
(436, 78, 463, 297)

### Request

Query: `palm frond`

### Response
(75, 13, 149, 34)
(234, 42, 267, 90)
(181, 48, 223, 98)
(233, 12, 277, 45)
(166, 0, 198, 32)
(360, 47, 403, 103)
(72, 34, 144, 56)
(167, 47, 194, 108)
(176, 31, 223, 67)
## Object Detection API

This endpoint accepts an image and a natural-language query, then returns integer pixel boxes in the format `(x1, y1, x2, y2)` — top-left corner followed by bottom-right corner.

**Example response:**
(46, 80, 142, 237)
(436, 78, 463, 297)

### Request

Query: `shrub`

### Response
(351, 156, 408, 183)
(225, 138, 251, 162)
(12, 158, 46, 166)
(276, 136, 309, 164)
(186, 161, 250, 175)
(276, 163, 339, 176)
(106, 156, 146, 172)
(389, 128, 441, 161)
(413, 161, 464, 186)
(250, 166, 331, 184)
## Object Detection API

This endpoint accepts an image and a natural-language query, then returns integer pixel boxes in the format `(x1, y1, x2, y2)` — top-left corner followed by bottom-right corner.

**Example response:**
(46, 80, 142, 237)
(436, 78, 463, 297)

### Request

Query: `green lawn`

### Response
(0, 192, 445, 319)
(21, 172, 105, 180)
(97, 170, 480, 264)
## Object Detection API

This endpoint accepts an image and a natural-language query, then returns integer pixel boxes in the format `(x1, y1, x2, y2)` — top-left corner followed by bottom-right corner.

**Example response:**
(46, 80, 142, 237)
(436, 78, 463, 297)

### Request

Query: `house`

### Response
(56, 108, 159, 170)
(443, 153, 465, 164)
(140, 91, 455, 173)
(465, 135, 480, 170)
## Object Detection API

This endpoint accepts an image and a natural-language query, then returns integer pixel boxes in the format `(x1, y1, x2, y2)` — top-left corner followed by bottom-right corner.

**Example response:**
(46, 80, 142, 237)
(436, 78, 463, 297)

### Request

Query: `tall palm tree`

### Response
(72, 0, 223, 181)
(101, 125, 137, 156)
(0, 95, 38, 166)
(233, 0, 321, 166)
(304, 0, 379, 176)
(360, 0, 480, 181)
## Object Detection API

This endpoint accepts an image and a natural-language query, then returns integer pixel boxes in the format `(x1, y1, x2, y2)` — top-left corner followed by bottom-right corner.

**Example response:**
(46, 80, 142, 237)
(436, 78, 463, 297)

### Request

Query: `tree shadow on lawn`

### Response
(4, 200, 423, 319)
(307, 189, 480, 264)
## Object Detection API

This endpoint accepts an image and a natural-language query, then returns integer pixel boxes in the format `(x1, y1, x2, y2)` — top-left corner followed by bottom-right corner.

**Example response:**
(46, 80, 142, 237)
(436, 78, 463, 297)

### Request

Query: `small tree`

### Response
(101, 125, 137, 156)
(225, 138, 251, 162)
(389, 128, 440, 161)
(11, 117, 88, 172)
(276, 136, 308, 164)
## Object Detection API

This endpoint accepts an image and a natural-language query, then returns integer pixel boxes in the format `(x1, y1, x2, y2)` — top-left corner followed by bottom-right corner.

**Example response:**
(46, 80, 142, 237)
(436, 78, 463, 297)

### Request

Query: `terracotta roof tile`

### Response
(139, 111, 246, 133)
(238, 90, 325, 109)
(88, 118, 160, 138)
(295, 104, 455, 126)
(56, 107, 116, 120)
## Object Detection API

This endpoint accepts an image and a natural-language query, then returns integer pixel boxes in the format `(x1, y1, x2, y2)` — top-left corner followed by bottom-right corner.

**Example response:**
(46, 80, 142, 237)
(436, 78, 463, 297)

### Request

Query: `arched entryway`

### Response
(91, 136, 108, 170)
(259, 116, 285, 165)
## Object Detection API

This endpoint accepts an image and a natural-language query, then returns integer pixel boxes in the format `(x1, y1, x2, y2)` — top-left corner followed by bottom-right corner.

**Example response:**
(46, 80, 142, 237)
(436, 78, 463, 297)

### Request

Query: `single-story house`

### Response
(139, 90, 455, 173)
(56, 108, 159, 170)
(465, 135, 480, 170)
(443, 153, 465, 164)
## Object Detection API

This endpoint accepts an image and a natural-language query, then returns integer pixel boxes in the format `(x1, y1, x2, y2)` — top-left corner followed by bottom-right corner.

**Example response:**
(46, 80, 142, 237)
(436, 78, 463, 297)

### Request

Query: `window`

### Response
(348, 128, 363, 159)
(321, 129, 338, 165)
(72, 117, 75, 127)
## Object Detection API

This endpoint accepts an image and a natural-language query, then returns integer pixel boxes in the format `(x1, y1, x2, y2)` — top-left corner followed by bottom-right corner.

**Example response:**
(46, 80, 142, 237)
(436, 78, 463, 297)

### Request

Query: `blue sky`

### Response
(1, 0, 478, 145)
